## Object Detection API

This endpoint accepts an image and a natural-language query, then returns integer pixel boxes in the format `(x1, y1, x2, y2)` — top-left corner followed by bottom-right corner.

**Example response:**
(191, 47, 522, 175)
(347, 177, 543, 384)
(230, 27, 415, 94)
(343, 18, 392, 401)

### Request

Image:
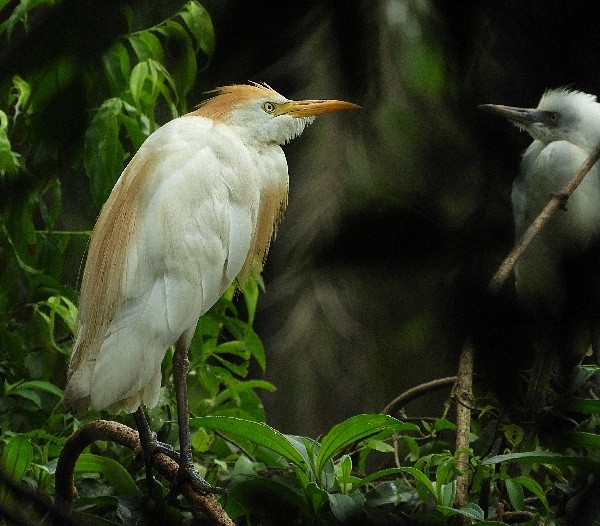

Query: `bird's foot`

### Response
(551, 191, 570, 210)
(169, 460, 227, 500)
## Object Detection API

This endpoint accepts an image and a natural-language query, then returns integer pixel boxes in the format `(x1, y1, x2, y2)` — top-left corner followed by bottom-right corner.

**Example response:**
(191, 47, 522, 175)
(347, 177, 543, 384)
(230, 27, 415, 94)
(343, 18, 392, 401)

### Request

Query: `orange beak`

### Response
(277, 99, 360, 118)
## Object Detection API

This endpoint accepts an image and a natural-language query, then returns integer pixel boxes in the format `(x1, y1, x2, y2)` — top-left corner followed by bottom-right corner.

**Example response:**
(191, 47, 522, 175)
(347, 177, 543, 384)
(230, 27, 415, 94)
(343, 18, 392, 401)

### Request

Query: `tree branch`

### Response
(54, 420, 234, 526)
(382, 376, 457, 417)
(453, 142, 600, 511)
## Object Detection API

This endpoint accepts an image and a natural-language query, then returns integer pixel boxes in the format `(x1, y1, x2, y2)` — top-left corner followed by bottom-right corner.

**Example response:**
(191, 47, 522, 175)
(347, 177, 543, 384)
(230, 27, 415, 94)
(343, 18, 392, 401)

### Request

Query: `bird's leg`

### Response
(171, 335, 226, 496)
(133, 406, 180, 504)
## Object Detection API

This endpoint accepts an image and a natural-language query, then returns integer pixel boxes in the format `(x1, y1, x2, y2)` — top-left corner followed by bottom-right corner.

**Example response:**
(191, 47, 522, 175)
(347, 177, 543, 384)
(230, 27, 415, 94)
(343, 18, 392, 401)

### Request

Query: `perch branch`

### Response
(382, 376, 457, 417)
(453, 142, 600, 511)
(54, 420, 233, 526)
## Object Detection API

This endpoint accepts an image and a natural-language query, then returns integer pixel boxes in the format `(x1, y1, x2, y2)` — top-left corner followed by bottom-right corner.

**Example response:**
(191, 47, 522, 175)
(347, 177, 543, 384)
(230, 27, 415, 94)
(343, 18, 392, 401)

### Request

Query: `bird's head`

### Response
(193, 83, 359, 145)
(480, 88, 600, 150)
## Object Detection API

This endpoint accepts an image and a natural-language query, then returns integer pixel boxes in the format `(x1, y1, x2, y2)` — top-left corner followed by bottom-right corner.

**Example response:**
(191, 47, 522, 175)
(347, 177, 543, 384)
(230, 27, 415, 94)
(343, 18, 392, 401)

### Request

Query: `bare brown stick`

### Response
(453, 142, 600, 511)
(382, 376, 457, 417)
(454, 339, 474, 509)
(54, 420, 233, 526)
(488, 143, 600, 294)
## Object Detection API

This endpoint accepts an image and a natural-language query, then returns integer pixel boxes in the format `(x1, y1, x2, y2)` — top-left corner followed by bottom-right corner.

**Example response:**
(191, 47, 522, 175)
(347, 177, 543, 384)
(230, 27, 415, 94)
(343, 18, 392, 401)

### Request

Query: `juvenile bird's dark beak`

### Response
(479, 104, 539, 126)
(278, 99, 360, 118)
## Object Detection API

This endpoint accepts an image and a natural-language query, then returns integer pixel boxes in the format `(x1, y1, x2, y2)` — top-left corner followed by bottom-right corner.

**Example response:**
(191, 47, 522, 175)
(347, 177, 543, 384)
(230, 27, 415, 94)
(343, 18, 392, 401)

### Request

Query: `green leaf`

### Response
(75, 454, 141, 496)
(1, 435, 33, 482)
(315, 414, 418, 478)
(12, 380, 62, 398)
(179, 0, 215, 57)
(157, 20, 197, 101)
(514, 475, 550, 512)
(558, 397, 600, 413)
(484, 450, 600, 471)
(563, 431, 600, 450)
(190, 416, 307, 468)
(399, 466, 437, 502)
(129, 61, 150, 110)
(505, 478, 524, 511)
(84, 98, 126, 209)
(328, 492, 365, 522)
(354, 467, 408, 488)
(102, 41, 131, 95)
(0, 110, 21, 178)
(127, 31, 164, 63)
(437, 503, 485, 521)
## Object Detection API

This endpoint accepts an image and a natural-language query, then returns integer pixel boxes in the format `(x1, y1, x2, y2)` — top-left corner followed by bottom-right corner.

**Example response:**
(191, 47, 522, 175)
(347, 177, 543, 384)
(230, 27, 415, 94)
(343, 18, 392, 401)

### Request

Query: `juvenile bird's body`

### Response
(482, 89, 600, 398)
(65, 84, 357, 417)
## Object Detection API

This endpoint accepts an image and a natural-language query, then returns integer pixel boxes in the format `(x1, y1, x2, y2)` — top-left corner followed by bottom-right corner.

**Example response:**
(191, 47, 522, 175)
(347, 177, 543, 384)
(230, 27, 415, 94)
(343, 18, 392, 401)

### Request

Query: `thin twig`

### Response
(54, 420, 233, 526)
(453, 142, 600, 512)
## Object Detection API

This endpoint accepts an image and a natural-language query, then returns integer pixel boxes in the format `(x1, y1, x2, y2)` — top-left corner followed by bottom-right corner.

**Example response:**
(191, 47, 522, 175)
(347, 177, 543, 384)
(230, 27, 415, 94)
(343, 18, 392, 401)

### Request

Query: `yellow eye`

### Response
(262, 102, 277, 114)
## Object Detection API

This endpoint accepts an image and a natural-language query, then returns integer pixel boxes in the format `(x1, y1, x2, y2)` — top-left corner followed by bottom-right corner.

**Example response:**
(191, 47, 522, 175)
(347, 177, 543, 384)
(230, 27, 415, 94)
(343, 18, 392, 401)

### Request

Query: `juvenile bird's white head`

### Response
(191, 83, 359, 145)
(481, 88, 600, 151)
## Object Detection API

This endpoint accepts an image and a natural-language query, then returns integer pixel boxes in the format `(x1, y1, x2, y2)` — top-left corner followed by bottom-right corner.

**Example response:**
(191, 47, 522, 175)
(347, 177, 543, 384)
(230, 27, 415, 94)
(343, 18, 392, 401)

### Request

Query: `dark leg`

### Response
(171, 334, 225, 495)
(134, 407, 161, 500)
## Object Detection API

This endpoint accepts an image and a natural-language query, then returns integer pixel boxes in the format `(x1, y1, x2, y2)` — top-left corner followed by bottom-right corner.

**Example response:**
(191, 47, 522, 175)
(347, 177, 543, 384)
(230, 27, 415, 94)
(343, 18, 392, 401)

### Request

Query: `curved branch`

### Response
(382, 376, 457, 416)
(54, 420, 233, 526)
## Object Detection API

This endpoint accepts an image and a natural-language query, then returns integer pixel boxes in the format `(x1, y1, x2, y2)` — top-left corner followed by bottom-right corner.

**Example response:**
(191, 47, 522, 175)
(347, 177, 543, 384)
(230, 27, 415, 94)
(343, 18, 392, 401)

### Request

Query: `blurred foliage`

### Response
(1, 1, 600, 525)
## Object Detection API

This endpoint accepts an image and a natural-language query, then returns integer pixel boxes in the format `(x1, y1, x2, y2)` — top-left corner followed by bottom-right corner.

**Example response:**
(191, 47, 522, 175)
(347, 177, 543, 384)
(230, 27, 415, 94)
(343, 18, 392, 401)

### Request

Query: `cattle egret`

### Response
(64, 83, 358, 492)
(481, 88, 600, 405)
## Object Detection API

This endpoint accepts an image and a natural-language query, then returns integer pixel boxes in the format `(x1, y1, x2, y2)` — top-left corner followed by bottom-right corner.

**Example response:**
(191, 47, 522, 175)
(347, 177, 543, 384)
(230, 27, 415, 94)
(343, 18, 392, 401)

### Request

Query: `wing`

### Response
(65, 116, 260, 413)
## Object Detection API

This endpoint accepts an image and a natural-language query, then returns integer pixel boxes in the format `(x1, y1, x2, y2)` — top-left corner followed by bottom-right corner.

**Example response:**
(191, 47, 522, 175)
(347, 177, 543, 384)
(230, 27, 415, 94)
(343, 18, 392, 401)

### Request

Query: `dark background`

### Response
(6, 0, 600, 436)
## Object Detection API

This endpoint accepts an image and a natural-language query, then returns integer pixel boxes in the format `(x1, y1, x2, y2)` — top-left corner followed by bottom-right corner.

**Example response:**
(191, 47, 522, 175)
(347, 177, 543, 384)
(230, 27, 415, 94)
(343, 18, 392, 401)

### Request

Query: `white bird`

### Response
(64, 83, 358, 491)
(481, 88, 600, 405)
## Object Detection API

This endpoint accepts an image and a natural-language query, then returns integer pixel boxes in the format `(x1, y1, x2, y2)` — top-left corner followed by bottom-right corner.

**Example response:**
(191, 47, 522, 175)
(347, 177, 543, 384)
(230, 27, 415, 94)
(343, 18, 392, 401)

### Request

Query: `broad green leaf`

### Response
(505, 478, 524, 511)
(13, 380, 62, 398)
(437, 503, 485, 521)
(1, 435, 33, 482)
(190, 416, 306, 468)
(354, 467, 408, 488)
(316, 414, 418, 478)
(102, 41, 131, 95)
(0, 435, 33, 506)
(84, 98, 125, 208)
(129, 61, 150, 110)
(563, 431, 600, 451)
(558, 397, 600, 413)
(179, 0, 215, 57)
(75, 453, 141, 496)
(328, 491, 365, 522)
(127, 31, 164, 63)
(398, 466, 436, 502)
(157, 21, 197, 101)
(514, 475, 550, 512)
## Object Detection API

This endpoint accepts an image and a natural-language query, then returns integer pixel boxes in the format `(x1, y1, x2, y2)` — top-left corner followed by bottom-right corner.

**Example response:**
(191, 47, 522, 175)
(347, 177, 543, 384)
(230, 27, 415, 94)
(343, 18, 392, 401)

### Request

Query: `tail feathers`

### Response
(63, 361, 94, 415)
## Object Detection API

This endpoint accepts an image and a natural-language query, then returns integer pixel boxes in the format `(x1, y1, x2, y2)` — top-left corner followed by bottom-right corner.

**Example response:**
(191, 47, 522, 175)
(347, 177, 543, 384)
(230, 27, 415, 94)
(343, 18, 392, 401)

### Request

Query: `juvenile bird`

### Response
(481, 88, 600, 407)
(64, 83, 358, 491)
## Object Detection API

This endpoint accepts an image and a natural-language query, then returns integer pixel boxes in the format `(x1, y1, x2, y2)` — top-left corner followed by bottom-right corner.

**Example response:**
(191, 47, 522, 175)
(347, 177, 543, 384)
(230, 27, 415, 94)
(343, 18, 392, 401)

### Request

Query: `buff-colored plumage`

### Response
(64, 84, 357, 414)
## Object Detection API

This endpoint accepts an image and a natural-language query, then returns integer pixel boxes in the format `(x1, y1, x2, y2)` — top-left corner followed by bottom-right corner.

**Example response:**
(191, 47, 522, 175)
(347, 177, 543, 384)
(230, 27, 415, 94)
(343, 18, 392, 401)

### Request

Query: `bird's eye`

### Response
(549, 112, 559, 123)
(262, 102, 277, 114)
